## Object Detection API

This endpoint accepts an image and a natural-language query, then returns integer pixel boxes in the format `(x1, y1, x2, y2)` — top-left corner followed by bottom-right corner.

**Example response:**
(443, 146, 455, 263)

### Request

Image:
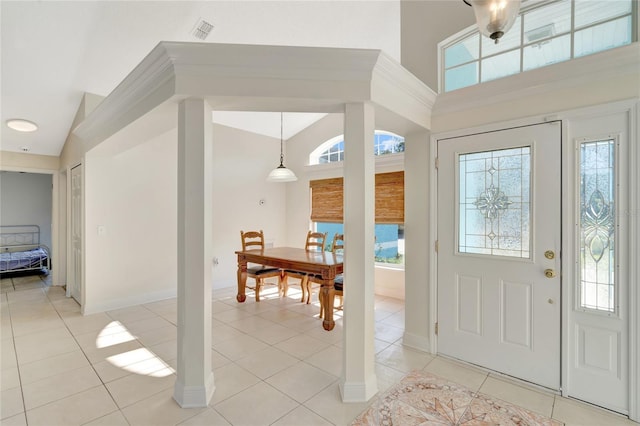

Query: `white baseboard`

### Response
(403, 331, 431, 353)
(212, 279, 236, 290)
(82, 287, 177, 315)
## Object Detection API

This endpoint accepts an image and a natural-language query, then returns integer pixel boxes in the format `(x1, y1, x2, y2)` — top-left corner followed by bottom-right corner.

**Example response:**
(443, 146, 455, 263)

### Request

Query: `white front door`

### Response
(70, 164, 82, 304)
(437, 122, 561, 390)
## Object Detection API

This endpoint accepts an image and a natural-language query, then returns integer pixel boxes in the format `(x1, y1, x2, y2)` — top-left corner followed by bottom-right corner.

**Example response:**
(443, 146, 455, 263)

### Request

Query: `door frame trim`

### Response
(0, 165, 60, 288)
(430, 115, 563, 356)
(67, 162, 83, 306)
(430, 99, 638, 421)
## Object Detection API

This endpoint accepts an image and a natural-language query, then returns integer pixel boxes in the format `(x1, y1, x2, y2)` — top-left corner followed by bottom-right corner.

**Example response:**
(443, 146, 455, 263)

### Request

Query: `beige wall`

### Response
(375, 266, 405, 299)
(59, 93, 104, 171)
(401, 0, 475, 91)
(0, 151, 59, 172)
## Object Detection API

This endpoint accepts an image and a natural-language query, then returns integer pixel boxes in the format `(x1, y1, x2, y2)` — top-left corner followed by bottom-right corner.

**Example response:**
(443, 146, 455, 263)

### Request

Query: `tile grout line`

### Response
(43, 284, 130, 426)
(455, 371, 490, 424)
(5, 280, 28, 425)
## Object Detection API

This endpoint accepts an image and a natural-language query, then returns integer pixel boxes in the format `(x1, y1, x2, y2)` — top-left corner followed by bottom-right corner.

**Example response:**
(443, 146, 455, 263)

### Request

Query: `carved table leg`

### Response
(321, 279, 335, 331)
(236, 257, 247, 303)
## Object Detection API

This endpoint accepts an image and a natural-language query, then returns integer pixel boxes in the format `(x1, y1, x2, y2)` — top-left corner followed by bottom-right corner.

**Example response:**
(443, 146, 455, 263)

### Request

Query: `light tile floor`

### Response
(1, 274, 638, 426)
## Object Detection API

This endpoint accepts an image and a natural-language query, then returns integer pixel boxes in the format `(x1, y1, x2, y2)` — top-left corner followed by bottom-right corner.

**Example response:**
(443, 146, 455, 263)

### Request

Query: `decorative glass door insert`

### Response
(458, 146, 531, 258)
(579, 139, 616, 313)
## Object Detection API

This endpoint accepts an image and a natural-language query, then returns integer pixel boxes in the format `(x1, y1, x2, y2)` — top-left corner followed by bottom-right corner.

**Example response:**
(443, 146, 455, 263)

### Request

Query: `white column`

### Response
(403, 130, 432, 352)
(340, 102, 378, 402)
(173, 98, 215, 407)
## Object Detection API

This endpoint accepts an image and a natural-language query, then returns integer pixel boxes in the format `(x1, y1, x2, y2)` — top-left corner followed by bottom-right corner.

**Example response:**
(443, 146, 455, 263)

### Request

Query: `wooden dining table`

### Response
(235, 247, 343, 331)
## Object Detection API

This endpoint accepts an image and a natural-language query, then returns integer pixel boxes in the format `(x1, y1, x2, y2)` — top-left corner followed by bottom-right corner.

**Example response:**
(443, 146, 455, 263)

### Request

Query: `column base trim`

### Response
(173, 371, 215, 408)
(339, 374, 378, 402)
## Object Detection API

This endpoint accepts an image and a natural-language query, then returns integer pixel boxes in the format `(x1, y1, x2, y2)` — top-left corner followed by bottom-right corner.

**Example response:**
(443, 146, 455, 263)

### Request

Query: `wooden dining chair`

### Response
(240, 230, 283, 301)
(282, 231, 327, 303)
(313, 233, 344, 319)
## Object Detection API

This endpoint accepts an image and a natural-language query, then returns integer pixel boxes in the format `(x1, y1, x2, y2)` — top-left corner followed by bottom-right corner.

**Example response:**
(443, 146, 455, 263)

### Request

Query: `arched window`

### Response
(309, 130, 405, 165)
(308, 131, 406, 266)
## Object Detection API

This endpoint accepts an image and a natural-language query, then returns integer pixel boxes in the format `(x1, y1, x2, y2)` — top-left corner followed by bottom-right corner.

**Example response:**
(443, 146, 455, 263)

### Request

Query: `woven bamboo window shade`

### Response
(310, 171, 404, 224)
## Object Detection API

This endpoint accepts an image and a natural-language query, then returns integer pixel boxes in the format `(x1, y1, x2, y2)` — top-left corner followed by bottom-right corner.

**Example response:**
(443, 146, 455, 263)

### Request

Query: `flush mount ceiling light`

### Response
(463, 0, 521, 44)
(6, 119, 38, 132)
(266, 113, 298, 183)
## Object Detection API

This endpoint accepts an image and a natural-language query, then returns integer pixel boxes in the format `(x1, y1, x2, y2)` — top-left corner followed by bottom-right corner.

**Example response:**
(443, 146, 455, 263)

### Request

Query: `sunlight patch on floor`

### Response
(95, 321, 136, 348)
(107, 347, 175, 377)
(97, 321, 175, 377)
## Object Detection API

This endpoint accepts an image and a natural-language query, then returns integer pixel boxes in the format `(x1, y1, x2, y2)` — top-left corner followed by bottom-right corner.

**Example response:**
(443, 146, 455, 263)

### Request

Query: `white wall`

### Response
(0, 171, 53, 250)
(211, 0, 401, 62)
(84, 128, 178, 313)
(211, 124, 288, 289)
(82, 121, 287, 312)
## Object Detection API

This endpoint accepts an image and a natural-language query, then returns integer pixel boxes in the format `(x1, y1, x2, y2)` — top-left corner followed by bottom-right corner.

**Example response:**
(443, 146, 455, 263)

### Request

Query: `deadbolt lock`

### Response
(544, 250, 555, 260)
(544, 269, 556, 278)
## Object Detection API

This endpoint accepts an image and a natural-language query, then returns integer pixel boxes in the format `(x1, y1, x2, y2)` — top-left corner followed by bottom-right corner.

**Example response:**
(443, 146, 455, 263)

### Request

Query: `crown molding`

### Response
(73, 43, 176, 148)
(372, 51, 437, 130)
(73, 42, 434, 148)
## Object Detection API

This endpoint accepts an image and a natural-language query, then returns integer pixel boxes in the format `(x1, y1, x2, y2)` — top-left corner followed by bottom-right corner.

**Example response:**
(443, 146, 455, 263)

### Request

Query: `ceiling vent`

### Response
(525, 23, 556, 44)
(192, 19, 214, 40)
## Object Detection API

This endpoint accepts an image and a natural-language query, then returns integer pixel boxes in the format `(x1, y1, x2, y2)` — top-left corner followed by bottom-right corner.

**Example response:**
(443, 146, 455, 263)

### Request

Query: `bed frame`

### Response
(0, 225, 50, 275)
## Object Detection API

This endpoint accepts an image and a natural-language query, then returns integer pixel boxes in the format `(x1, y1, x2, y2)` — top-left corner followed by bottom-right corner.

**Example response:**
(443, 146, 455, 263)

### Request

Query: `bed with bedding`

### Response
(0, 225, 50, 275)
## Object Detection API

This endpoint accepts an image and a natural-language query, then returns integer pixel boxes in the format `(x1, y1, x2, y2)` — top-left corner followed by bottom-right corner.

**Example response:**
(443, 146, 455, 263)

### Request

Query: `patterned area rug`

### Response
(352, 371, 563, 425)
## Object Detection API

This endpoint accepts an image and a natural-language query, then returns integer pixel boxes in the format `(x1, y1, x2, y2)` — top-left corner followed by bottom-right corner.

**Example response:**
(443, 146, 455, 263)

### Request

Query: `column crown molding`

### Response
(73, 42, 434, 147)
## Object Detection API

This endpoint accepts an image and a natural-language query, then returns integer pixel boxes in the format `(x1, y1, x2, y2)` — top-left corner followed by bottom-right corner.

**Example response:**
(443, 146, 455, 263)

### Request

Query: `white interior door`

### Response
(437, 122, 561, 390)
(70, 164, 82, 304)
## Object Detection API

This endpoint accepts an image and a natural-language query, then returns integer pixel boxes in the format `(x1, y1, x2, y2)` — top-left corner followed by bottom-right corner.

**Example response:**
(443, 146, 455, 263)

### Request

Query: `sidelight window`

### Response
(579, 139, 617, 313)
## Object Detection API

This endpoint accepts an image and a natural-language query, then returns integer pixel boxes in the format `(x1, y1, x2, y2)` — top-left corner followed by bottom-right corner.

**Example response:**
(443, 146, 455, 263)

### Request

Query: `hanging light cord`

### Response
(279, 112, 285, 167)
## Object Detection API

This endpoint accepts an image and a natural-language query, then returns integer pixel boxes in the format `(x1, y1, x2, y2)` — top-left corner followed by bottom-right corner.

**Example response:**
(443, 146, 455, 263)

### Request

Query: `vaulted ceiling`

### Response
(0, 0, 472, 156)
(1, 1, 415, 157)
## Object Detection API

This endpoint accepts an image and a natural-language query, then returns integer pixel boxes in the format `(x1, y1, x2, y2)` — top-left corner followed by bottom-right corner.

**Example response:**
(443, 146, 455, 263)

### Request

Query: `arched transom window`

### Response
(309, 130, 405, 165)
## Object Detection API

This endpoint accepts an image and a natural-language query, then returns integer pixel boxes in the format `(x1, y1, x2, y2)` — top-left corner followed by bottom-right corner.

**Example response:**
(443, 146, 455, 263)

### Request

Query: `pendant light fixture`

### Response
(266, 112, 298, 182)
(463, 0, 521, 44)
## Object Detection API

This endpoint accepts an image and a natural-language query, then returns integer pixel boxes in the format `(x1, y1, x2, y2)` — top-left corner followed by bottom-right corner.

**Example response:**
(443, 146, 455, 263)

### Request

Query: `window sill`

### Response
(375, 263, 405, 271)
(305, 152, 405, 172)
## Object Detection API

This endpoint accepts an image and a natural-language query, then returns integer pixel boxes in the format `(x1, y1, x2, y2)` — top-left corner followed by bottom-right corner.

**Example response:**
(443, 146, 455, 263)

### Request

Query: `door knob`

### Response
(544, 269, 556, 278)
